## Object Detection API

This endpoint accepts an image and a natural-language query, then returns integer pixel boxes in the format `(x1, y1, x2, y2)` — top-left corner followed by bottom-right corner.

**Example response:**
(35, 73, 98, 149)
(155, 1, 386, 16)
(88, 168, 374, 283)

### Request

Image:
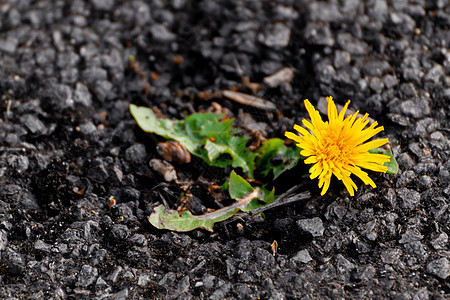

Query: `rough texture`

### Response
(0, 0, 449, 298)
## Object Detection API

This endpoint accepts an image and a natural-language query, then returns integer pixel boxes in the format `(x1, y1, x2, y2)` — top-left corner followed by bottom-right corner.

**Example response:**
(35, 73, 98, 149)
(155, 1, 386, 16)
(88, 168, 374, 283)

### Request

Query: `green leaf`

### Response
(228, 170, 253, 199)
(148, 204, 238, 232)
(369, 147, 399, 174)
(240, 186, 275, 212)
(149, 187, 263, 232)
(130, 104, 256, 177)
(129, 104, 201, 154)
(148, 172, 277, 232)
(185, 113, 224, 140)
(200, 118, 234, 139)
(204, 139, 228, 162)
(255, 138, 303, 179)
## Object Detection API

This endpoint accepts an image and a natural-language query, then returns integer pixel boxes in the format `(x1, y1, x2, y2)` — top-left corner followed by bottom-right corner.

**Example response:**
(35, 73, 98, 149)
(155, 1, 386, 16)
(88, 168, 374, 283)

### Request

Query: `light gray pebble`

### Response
(399, 229, 423, 244)
(138, 273, 151, 286)
(400, 99, 431, 118)
(337, 32, 368, 55)
(297, 217, 325, 237)
(335, 254, 355, 274)
(383, 74, 398, 88)
(77, 265, 98, 287)
(431, 233, 448, 250)
(91, 0, 115, 11)
(333, 50, 351, 69)
(150, 24, 176, 42)
(125, 143, 147, 165)
(260, 23, 291, 48)
(291, 249, 313, 265)
(0, 37, 19, 55)
(427, 258, 449, 279)
(424, 64, 444, 84)
(22, 114, 47, 136)
(74, 82, 93, 106)
(0, 229, 8, 251)
(305, 22, 335, 47)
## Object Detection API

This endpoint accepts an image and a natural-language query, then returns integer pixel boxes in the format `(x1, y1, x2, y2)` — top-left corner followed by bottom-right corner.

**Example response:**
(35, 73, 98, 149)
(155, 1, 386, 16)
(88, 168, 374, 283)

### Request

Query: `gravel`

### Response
(0, 0, 449, 298)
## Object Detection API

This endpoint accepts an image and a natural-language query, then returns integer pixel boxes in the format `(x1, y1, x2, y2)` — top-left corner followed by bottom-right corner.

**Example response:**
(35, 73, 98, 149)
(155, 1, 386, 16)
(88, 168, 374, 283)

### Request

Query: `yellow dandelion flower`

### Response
(285, 96, 391, 196)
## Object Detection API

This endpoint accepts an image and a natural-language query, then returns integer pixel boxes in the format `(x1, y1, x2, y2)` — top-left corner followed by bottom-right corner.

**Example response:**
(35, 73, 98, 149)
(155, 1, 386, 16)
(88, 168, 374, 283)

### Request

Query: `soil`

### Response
(0, 0, 449, 299)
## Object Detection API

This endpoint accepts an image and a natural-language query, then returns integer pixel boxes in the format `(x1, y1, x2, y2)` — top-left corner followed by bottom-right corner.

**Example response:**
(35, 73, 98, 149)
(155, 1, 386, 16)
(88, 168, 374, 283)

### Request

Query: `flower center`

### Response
(316, 129, 351, 165)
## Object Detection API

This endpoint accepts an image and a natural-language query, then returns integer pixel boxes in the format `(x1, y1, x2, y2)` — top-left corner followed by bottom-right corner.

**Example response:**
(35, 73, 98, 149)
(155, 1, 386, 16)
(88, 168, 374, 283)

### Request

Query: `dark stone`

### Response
(4, 247, 25, 275)
(337, 33, 368, 55)
(308, 2, 343, 22)
(399, 229, 423, 244)
(255, 248, 275, 267)
(315, 62, 336, 84)
(366, 94, 383, 114)
(396, 188, 421, 209)
(34, 239, 52, 252)
(7, 155, 29, 174)
(305, 22, 335, 47)
(403, 241, 427, 259)
(57, 51, 80, 68)
(91, 0, 115, 11)
(202, 274, 216, 290)
(112, 203, 136, 222)
(399, 82, 418, 99)
(362, 60, 391, 77)
(369, 77, 384, 93)
(225, 258, 236, 277)
(107, 266, 123, 283)
(125, 143, 147, 165)
(110, 224, 129, 241)
(82, 67, 108, 83)
(380, 249, 402, 264)
(87, 161, 109, 182)
(0, 37, 19, 55)
(383, 74, 398, 88)
(94, 80, 116, 102)
(172, 276, 190, 297)
(351, 264, 376, 282)
(187, 196, 207, 215)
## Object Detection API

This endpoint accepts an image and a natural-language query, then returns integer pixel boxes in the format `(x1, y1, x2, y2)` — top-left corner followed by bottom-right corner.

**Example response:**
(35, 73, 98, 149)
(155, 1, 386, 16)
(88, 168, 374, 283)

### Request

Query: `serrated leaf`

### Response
(369, 147, 399, 174)
(130, 104, 200, 154)
(240, 186, 275, 212)
(204, 139, 227, 162)
(185, 113, 224, 139)
(130, 104, 256, 177)
(149, 188, 262, 232)
(228, 170, 253, 199)
(255, 138, 303, 179)
(200, 118, 234, 139)
(148, 171, 278, 232)
(148, 204, 238, 232)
